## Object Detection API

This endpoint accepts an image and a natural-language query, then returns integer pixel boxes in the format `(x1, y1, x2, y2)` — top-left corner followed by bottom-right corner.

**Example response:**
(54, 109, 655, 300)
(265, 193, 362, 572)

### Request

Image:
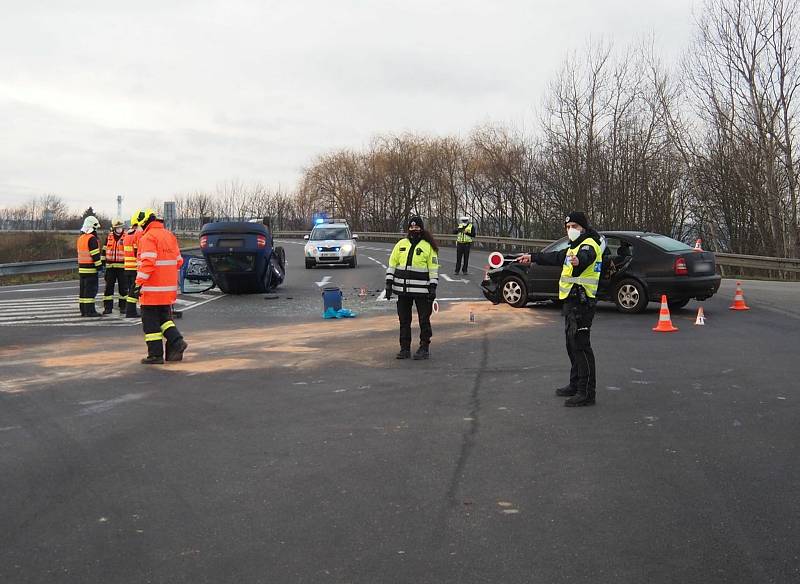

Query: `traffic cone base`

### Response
(653, 294, 678, 332)
(730, 281, 750, 310)
(694, 306, 705, 325)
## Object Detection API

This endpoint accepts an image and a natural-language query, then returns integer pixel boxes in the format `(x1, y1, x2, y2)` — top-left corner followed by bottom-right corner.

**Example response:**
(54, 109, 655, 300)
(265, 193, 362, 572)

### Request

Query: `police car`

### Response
(304, 220, 359, 269)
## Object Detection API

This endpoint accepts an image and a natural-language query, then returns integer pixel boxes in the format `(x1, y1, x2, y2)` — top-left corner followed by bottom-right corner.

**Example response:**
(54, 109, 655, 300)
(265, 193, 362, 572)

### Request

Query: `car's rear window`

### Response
(208, 254, 256, 272)
(311, 227, 350, 240)
(641, 234, 692, 251)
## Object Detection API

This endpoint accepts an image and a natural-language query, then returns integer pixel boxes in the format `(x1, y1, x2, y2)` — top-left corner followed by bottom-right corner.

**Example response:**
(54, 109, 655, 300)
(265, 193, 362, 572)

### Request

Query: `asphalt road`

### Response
(1, 240, 798, 583)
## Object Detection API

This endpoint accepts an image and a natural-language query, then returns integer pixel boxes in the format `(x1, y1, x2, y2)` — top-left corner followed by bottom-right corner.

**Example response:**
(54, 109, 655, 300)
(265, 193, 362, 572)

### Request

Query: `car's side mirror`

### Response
(303, 234, 309, 240)
(352, 234, 359, 240)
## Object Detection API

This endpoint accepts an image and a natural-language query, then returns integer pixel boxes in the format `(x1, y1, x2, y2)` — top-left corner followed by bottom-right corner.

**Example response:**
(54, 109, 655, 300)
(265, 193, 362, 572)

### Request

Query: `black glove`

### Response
(385, 285, 393, 300)
(131, 284, 142, 299)
(427, 284, 437, 301)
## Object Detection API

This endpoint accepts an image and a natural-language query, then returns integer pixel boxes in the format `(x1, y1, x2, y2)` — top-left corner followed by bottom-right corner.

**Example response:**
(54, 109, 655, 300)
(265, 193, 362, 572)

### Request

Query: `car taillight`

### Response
(256, 235, 266, 248)
(200, 235, 208, 248)
(674, 257, 688, 276)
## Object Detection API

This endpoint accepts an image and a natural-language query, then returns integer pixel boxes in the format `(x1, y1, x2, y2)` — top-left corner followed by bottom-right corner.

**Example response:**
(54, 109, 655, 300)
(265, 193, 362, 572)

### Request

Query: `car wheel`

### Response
(501, 276, 528, 308)
(668, 297, 690, 310)
(305, 259, 314, 269)
(614, 278, 648, 314)
(275, 246, 286, 270)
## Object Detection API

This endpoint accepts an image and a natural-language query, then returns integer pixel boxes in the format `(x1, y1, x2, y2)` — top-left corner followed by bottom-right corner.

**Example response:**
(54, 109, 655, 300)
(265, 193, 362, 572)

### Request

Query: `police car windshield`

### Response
(642, 234, 693, 252)
(310, 227, 350, 241)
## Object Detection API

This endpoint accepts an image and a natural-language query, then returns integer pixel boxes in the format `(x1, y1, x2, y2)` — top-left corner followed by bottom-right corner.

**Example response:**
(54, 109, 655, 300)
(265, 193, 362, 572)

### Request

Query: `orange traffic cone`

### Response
(729, 281, 750, 310)
(653, 295, 678, 332)
(694, 238, 703, 251)
(694, 306, 706, 325)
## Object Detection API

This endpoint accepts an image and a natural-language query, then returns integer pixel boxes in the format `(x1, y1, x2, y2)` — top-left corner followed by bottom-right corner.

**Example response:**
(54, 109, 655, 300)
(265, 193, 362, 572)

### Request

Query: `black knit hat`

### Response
(407, 215, 424, 230)
(565, 211, 590, 230)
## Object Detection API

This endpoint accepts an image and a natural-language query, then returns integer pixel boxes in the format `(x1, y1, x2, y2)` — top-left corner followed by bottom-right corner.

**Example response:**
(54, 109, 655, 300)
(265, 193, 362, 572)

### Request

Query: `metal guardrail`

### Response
(1, 232, 798, 277)
(0, 258, 77, 277)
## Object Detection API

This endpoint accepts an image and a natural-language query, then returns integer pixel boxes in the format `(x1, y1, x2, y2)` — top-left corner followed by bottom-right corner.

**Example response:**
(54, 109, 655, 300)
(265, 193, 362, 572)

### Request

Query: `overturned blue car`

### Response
(198, 221, 286, 294)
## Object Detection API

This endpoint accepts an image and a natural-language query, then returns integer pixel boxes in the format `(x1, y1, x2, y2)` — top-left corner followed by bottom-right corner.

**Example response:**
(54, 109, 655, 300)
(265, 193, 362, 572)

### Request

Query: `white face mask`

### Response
(567, 227, 582, 242)
(114, 228, 123, 235)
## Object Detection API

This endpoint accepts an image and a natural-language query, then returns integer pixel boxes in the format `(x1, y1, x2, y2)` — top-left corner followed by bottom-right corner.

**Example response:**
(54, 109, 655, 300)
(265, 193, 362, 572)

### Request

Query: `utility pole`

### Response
(116, 195, 123, 220)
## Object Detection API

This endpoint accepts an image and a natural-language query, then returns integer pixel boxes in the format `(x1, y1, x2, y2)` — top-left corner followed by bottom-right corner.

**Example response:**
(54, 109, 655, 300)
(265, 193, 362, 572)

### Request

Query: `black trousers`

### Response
(397, 295, 433, 349)
(141, 305, 183, 358)
(124, 271, 139, 316)
(455, 242, 472, 273)
(103, 268, 128, 311)
(78, 273, 99, 315)
(564, 299, 597, 397)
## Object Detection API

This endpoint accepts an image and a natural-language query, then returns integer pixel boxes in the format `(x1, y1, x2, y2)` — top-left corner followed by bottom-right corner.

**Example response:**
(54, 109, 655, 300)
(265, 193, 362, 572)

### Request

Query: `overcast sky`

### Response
(1, 0, 698, 217)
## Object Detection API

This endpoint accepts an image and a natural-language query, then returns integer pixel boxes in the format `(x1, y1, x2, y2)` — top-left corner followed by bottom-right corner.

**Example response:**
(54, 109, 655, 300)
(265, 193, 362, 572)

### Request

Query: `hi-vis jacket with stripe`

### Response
(455, 222, 475, 244)
(77, 233, 103, 274)
(102, 232, 126, 268)
(123, 229, 142, 271)
(386, 238, 438, 296)
(558, 237, 603, 299)
(531, 232, 605, 300)
(135, 221, 183, 305)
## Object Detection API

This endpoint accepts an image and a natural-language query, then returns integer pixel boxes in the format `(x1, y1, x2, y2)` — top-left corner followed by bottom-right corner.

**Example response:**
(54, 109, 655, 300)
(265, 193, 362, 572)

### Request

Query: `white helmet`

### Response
(459, 215, 469, 223)
(81, 216, 101, 233)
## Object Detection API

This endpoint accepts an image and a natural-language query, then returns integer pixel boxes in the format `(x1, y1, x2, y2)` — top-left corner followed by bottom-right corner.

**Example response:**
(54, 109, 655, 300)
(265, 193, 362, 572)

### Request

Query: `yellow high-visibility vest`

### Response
(558, 238, 603, 299)
(456, 223, 474, 244)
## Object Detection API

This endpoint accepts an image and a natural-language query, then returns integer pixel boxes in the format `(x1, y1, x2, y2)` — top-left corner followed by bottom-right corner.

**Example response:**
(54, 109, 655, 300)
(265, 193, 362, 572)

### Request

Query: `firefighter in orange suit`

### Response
(101, 219, 128, 314)
(123, 211, 143, 318)
(77, 216, 103, 317)
(131, 209, 188, 364)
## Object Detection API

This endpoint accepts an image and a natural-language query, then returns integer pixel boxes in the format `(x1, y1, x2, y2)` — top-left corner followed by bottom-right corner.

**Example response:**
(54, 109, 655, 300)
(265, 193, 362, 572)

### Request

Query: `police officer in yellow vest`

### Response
(453, 215, 475, 275)
(385, 216, 439, 360)
(518, 211, 604, 406)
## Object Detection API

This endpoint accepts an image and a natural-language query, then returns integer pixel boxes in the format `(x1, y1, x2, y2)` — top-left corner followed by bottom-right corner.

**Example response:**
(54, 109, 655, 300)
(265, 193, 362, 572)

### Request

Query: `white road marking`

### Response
(436, 297, 485, 301)
(179, 293, 225, 312)
(79, 392, 148, 416)
(0, 286, 77, 293)
(367, 256, 388, 269)
(440, 274, 470, 284)
(315, 276, 332, 287)
(0, 293, 221, 326)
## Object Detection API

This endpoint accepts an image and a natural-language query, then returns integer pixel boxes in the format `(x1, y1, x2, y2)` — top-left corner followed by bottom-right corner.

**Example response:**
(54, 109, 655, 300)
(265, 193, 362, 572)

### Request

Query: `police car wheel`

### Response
(501, 276, 528, 308)
(305, 259, 314, 269)
(614, 278, 648, 314)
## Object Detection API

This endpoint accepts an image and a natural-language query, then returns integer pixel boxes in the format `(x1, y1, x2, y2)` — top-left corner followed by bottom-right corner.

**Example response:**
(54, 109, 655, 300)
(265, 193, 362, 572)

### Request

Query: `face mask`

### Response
(567, 227, 582, 242)
(114, 228, 123, 235)
(408, 231, 422, 241)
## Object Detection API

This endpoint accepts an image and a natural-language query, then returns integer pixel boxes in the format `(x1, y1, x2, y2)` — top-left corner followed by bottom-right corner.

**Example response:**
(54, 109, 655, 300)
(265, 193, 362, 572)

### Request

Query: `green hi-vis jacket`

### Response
(559, 237, 603, 299)
(386, 238, 439, 296)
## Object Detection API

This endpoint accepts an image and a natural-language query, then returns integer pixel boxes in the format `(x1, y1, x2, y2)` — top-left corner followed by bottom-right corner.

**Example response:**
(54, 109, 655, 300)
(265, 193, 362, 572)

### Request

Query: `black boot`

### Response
(166, 338, 188, 362)
(564, 392, 595, 407)
(86, 307, 103, 317)
(413, 346, 430, 360)
(396, 349, 411, 359)
(555, 385, 577, 396)
(79, 303, 86, 316)
(141, 355, 164, 364)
